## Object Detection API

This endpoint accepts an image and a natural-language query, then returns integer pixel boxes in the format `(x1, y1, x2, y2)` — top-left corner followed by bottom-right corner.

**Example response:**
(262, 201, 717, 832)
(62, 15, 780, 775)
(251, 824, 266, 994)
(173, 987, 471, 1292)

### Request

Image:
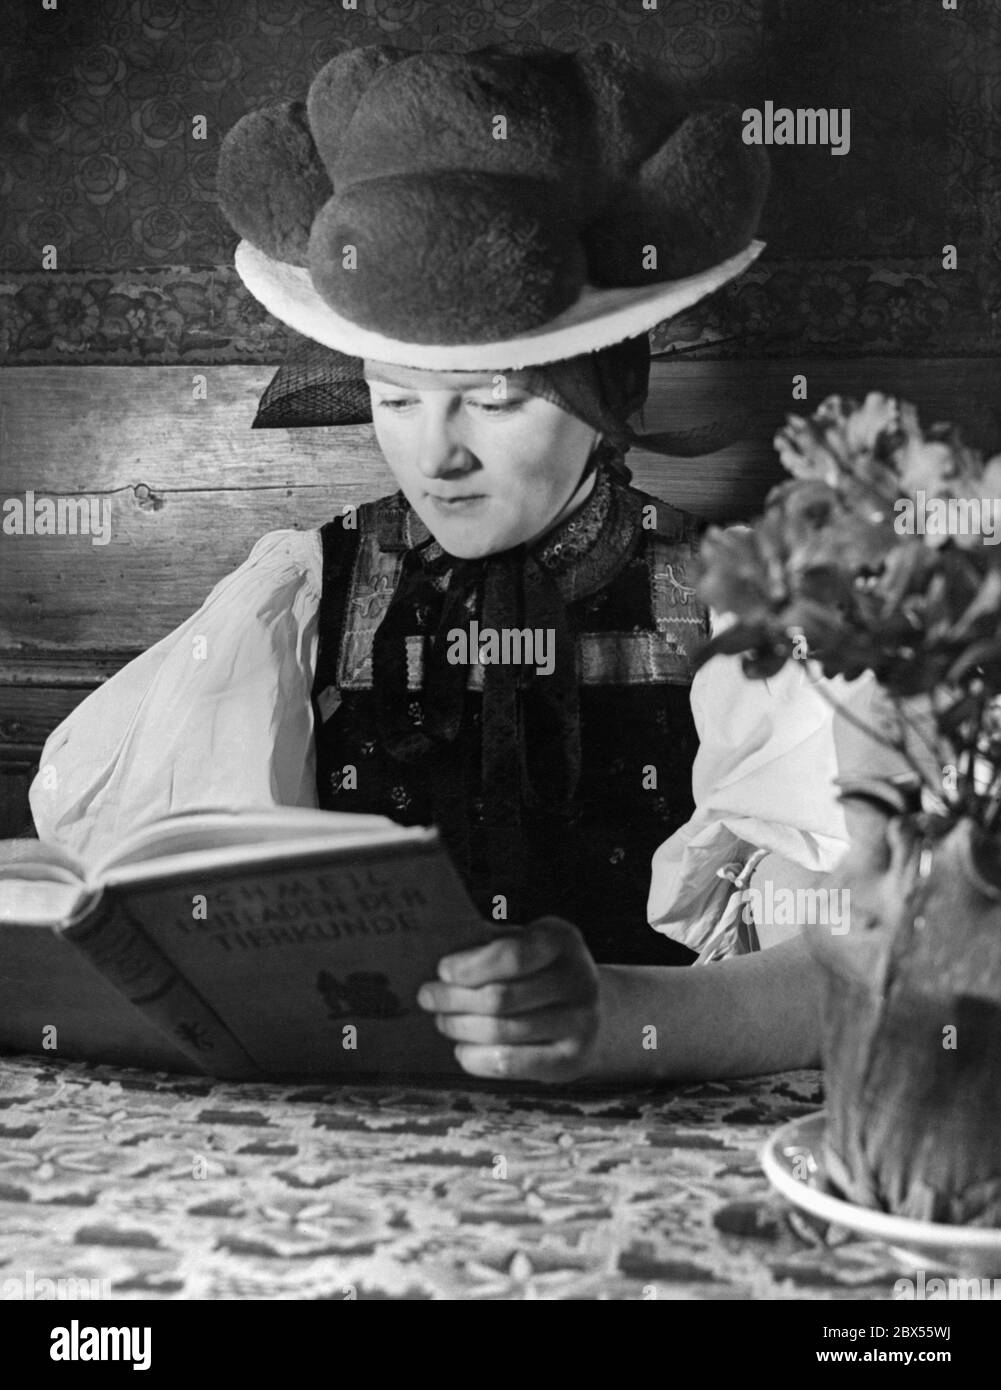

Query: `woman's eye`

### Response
(374, 395, 525, 415)
(467, 398, 524, 415)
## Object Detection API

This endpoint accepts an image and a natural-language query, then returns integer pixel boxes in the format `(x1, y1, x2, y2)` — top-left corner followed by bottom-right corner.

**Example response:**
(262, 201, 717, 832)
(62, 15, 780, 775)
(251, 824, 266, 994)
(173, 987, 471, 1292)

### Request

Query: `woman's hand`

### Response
(417, 917, 600, 1084)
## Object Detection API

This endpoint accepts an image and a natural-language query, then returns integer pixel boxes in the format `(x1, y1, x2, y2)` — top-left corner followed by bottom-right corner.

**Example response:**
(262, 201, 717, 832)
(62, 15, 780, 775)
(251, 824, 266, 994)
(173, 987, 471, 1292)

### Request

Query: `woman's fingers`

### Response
(417, 917, 601, 1084)
(434, 1004, 595, 1046)
(418, 959, 594, 1017)
(434, 916, 582, 988)
(453, 1036, 595, 1084)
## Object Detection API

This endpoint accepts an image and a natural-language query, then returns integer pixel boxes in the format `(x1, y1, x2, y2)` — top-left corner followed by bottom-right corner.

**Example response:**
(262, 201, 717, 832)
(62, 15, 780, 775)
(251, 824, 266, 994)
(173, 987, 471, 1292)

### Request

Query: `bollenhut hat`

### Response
(218, 42, 768, 380)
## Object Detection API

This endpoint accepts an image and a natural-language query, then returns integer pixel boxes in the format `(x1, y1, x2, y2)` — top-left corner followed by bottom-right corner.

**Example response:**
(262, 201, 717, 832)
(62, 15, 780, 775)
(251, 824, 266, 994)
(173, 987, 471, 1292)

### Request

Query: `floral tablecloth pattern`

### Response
(0, 1058, 906, 1300)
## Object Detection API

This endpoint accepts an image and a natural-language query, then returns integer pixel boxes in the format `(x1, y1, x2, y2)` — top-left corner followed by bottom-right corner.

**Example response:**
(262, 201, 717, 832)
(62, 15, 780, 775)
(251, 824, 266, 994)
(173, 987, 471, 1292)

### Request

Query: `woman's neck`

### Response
(523, 460, 599, 550)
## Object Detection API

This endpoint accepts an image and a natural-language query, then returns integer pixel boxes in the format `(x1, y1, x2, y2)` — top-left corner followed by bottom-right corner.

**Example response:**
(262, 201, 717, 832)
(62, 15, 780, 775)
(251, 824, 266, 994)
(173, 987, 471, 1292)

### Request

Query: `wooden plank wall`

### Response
(2, 358, 999, 834)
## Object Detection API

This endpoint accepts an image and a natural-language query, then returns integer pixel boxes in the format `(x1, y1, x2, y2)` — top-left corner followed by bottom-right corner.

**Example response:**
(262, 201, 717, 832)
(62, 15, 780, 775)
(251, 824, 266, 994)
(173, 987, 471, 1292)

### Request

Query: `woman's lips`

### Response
(425, 493, 487, 512)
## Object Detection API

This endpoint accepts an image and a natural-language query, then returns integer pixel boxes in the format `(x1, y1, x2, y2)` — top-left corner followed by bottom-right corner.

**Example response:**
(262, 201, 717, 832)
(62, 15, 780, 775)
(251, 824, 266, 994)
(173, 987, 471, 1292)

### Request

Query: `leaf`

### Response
(945, 636, 1001, 686)
(937, 690, 980, 737)
(834, 773, 923, 818)
(946, 568, 1001, 642)
(695, 526, 776, 619)
(692, 621, 783, 671)
(742, 647, 790, 679)
(875, 543, 935, 613)
(794, 564, 854, 607)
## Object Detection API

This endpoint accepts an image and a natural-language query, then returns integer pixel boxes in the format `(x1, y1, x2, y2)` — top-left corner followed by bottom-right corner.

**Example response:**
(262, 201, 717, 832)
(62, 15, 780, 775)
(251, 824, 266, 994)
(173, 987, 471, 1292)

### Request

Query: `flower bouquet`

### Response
(695, 393, 1001, 1227)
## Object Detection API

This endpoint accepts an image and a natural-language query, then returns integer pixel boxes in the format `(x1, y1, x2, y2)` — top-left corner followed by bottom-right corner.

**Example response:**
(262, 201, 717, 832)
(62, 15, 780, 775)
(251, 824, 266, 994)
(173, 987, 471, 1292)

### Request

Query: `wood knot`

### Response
(133, 483, 164, 512)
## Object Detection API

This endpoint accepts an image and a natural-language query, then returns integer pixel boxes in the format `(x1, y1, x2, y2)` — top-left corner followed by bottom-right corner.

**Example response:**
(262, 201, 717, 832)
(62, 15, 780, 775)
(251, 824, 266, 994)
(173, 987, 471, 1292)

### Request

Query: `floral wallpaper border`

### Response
(2, 0, 999, 365)
(3, 256, 998, 365)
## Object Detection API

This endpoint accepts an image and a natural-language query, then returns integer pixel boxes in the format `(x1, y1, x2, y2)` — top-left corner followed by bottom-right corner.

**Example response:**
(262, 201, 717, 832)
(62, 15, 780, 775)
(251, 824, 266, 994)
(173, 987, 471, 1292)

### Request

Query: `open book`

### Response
(0, 807, 491, 1078)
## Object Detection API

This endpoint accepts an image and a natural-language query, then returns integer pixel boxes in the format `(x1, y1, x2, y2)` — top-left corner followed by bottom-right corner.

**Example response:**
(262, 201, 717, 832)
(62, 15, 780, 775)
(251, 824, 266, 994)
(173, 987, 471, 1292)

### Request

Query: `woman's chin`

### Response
(430, 530, 503, 560)
(416, 506, 518, 559)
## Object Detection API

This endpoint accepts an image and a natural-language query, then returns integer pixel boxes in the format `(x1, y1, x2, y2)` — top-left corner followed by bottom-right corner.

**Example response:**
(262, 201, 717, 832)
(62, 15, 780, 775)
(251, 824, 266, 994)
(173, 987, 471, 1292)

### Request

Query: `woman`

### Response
(29, 43, 875, 1084)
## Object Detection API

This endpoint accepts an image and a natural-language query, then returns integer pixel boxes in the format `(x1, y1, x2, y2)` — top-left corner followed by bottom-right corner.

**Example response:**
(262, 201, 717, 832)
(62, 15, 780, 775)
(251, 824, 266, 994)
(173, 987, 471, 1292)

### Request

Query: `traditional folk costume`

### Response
(30, 44, 880, 962)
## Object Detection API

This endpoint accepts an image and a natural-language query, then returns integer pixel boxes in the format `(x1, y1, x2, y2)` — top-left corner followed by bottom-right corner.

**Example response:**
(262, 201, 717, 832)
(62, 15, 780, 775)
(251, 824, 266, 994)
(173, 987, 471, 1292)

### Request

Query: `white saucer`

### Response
(761, 1112, 1001, 1277)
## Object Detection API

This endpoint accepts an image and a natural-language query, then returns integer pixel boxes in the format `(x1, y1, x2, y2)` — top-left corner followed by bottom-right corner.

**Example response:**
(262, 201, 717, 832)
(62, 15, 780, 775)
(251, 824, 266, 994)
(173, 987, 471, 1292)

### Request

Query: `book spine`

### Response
(64, 893, 259, 1079)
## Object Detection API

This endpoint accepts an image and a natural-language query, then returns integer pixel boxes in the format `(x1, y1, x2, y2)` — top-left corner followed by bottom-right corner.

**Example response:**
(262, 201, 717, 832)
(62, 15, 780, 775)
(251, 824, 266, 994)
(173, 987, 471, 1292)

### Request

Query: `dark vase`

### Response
(806, 796, 1001, 1227)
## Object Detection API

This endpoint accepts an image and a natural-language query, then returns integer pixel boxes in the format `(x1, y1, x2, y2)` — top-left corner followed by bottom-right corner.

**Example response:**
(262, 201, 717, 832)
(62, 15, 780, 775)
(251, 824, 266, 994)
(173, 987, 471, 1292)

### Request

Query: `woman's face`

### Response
(364, 361, 598, 559)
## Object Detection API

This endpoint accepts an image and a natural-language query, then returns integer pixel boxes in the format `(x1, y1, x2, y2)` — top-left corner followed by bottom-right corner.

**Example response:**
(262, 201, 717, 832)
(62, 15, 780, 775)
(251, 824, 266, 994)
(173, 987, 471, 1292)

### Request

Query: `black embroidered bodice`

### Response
(310, 466, 709, 966)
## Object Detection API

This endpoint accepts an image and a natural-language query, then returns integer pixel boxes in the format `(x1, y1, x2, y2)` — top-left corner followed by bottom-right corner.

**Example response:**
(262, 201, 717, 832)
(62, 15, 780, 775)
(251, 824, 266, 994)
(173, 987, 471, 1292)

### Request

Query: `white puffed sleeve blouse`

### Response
(646, 652, 897, 954)
(30, 530, 323, 863)
(28, 527, 893, 955)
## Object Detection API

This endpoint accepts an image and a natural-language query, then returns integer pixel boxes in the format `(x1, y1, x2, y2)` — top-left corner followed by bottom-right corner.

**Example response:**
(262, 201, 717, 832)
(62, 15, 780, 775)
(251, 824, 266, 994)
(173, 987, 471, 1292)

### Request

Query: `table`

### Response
(0, 1057, 904, 1300)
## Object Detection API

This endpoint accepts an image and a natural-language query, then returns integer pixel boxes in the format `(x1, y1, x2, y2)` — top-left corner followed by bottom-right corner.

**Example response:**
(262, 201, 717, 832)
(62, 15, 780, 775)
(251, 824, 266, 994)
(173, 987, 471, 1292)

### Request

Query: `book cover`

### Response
(0, 811, 491, 1078)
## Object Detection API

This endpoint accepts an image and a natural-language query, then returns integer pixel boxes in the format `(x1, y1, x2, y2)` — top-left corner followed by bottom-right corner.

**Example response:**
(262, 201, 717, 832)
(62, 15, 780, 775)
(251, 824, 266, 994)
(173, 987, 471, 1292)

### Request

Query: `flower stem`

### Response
(889, 695, 950, 784)
(807, 679, 940, 800)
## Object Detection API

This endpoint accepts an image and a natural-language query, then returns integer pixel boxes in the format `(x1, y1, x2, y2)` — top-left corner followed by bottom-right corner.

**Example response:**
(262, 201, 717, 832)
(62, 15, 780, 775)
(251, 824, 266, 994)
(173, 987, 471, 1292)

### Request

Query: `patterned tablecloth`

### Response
(0, 1057, 908, 1301)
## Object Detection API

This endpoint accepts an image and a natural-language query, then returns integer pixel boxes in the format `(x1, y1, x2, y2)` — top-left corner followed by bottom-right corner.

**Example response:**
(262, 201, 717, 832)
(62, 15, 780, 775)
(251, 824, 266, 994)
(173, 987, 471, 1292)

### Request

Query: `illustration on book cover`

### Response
(316, 970, 406, 1020)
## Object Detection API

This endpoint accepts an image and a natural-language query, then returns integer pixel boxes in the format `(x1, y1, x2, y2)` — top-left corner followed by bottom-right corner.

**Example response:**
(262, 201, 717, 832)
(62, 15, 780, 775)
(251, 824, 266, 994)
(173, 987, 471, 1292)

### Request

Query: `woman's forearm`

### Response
(590, 933, 823, 1082)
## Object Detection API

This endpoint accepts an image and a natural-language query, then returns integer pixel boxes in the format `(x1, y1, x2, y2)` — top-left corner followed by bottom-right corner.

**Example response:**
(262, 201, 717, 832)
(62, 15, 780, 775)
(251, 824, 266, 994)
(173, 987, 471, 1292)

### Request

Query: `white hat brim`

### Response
(235, 237, 765, 370)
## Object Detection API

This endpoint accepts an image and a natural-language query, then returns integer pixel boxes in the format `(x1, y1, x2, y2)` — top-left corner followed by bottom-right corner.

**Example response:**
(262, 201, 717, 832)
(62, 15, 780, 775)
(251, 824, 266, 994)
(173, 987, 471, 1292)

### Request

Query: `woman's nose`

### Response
(414, 406, 475, 479)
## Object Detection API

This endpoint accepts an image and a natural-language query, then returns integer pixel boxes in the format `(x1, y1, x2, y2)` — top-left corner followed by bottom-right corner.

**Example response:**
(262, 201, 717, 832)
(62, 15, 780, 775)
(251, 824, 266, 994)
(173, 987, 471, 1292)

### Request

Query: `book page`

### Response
(0, 838, 86, 885)
(0, 878, 94, 927)
(101, 825, 436, 891)
(0, 842, 93, 926)
(93, 805, 411, 880)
